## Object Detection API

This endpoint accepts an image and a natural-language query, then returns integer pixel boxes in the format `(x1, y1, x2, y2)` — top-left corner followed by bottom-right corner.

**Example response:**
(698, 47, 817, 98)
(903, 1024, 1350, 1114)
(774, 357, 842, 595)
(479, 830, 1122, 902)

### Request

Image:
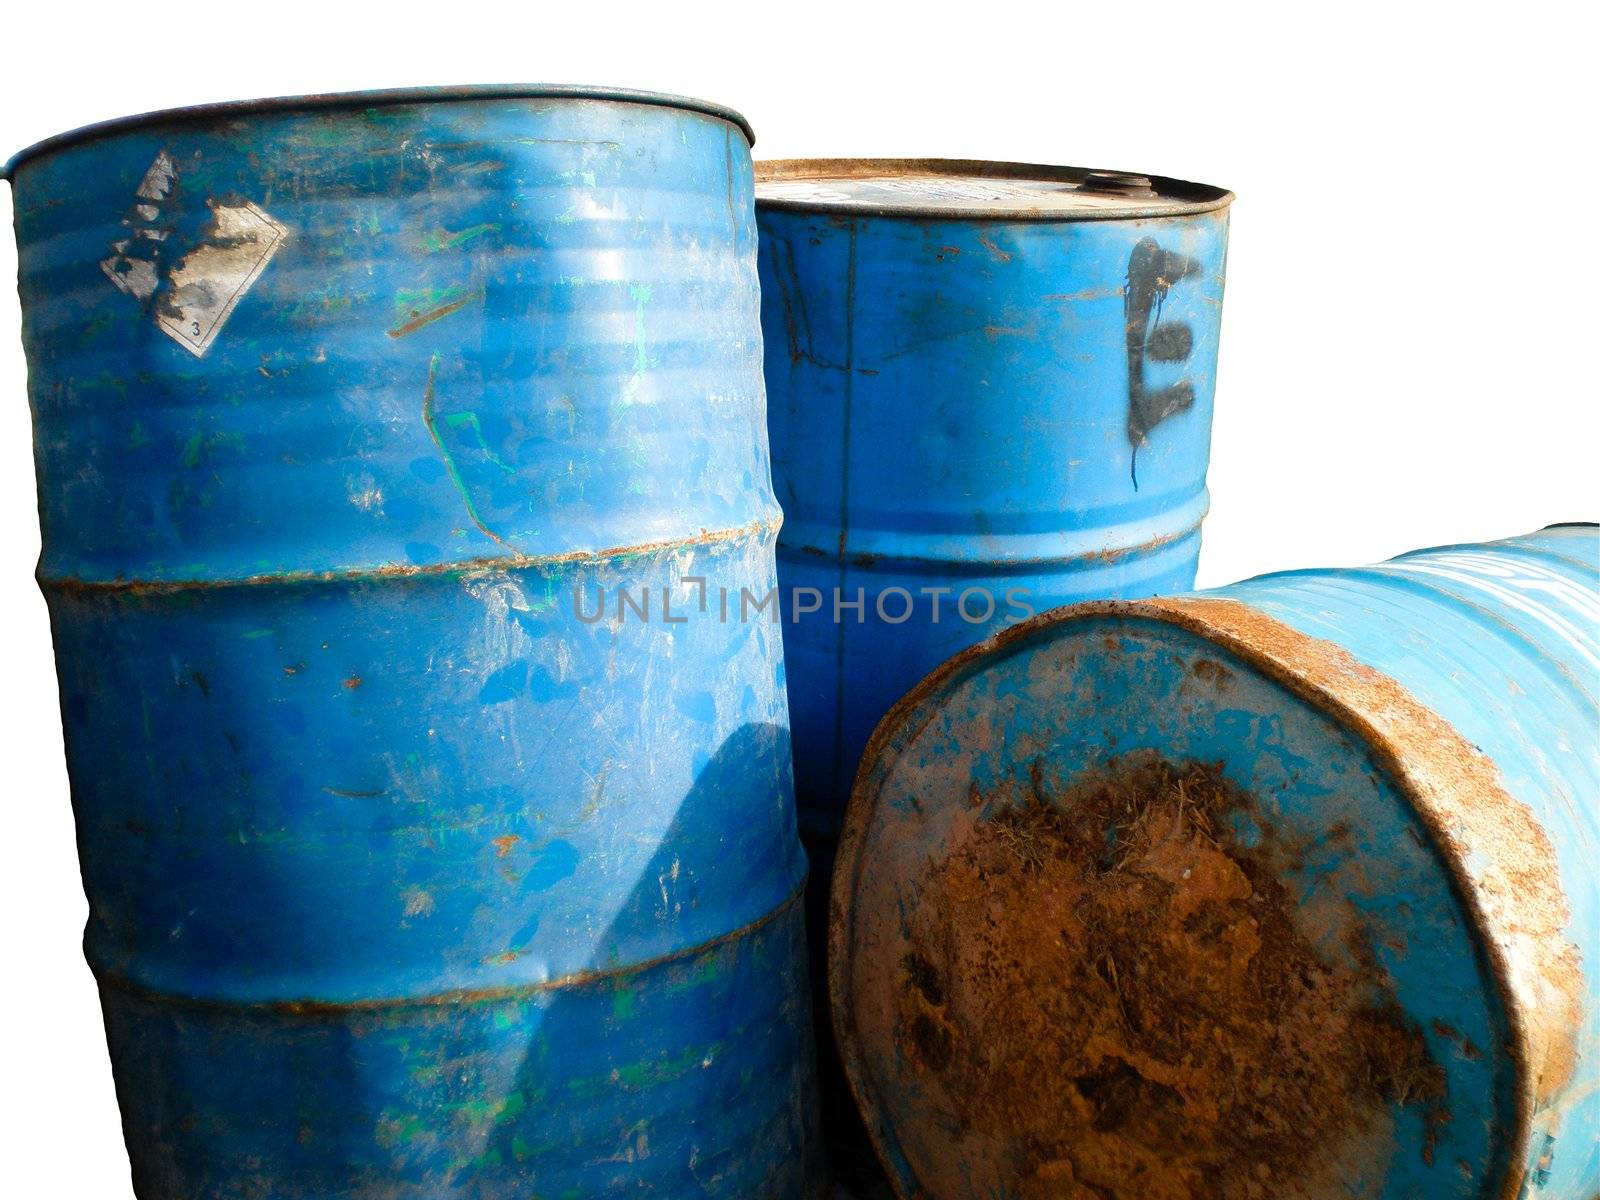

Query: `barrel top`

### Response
(2, 84, 755, 179)
(754, 158, 1231, 220)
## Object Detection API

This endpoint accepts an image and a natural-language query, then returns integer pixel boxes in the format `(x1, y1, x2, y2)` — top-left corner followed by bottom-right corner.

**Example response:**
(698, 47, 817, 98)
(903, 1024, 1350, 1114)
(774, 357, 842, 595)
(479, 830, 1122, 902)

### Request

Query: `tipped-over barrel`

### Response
(833, 525, 1598, 1199)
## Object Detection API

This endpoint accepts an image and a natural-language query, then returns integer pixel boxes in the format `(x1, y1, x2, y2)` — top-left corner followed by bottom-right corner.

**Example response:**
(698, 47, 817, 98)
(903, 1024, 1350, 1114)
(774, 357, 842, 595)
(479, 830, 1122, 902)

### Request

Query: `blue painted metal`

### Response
(754, 160, 1232, 836)
(834, 525, 1600, 1199)
(9, 87, 821, 1197)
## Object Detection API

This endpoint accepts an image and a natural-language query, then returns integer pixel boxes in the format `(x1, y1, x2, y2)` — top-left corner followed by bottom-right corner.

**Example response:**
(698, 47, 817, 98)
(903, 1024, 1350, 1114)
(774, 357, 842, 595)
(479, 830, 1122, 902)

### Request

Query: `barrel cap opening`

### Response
(755, 158, 1231, 221)
(3, 83, 755, 180)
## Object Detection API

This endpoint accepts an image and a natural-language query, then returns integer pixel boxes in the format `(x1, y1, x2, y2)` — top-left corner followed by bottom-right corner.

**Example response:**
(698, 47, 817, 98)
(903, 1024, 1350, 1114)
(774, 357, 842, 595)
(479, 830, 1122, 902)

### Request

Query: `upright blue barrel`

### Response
(6, 86, 820, 1198)
(755, 160, 1232, 835)
(834, 525, 1599, 1199)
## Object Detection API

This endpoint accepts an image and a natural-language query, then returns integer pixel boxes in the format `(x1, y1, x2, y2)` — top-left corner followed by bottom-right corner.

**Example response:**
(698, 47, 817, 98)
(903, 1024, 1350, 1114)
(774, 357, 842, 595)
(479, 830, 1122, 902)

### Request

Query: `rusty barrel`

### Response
(834, 525, 1599, 1199)
(6, 86, 820, 1197)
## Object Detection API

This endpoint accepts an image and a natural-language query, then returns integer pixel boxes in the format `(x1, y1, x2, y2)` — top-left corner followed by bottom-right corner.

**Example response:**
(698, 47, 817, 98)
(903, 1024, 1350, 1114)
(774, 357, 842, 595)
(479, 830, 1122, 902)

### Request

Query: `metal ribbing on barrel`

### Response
(12, 88, 820, 1197)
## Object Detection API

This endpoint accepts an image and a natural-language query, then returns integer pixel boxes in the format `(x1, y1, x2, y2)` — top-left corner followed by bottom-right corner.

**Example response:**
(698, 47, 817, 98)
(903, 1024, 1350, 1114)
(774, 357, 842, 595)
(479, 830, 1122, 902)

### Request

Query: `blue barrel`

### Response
(755, 160, 1232, 834)
(834, 525, 1599, 1199)
(6, 86, 820, 1198)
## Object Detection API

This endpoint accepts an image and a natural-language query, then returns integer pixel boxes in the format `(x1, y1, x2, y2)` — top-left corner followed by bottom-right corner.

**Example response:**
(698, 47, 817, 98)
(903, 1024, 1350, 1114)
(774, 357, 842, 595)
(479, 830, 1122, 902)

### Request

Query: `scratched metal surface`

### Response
(834, 526, 1599, 1199)
(11, 89, 821, 1197)
(754, 160, 1231, 837)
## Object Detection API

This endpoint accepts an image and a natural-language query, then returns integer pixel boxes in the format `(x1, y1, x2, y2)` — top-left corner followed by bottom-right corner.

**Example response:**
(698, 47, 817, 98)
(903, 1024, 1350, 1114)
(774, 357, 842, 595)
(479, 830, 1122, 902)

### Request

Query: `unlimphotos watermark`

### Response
(573, 578, 1035, 625)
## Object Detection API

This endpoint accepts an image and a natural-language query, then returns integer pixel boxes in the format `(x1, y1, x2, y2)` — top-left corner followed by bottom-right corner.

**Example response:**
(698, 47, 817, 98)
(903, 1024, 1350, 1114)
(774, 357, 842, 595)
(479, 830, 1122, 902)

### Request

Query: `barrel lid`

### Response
(2, 84, 754, 180)
(755, 158, 1230, 221)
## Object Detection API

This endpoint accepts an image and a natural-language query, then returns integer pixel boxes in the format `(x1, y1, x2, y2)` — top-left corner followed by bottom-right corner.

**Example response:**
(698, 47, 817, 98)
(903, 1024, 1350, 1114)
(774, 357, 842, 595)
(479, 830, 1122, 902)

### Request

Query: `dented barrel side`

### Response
(12, 90, 820, 1197)
(833, 527, 1597, 1200)
(756, 189, 1230, 835)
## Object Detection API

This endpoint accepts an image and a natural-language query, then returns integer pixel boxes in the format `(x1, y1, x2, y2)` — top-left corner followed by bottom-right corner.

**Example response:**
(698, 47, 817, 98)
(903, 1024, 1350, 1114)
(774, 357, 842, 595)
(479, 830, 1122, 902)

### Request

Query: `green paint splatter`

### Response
(395, 285, 469, 315)
(613, 985, 636, 1021)
(282, 286, 366, 325)
(497, 1091, 526, 1123)
(612, 282, 655, 412)
(374, 1111, 426, 1150)
(441, 410, 516, 476)
(421, 354, 512, 550)
(424, 223, 500, 253)
(629, 284, 652, 373)
(86, 371, 130, 400)
(667, 953, 722, 994)
(78, 310, 114, 346)
(302, 125, 350, 149)
(181, 430, 244, 469)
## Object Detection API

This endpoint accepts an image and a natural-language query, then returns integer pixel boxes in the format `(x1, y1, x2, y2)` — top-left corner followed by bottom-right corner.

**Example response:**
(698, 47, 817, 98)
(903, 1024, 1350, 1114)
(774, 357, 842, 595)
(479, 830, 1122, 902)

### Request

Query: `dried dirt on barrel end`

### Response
(896, 760, 1447, 1200)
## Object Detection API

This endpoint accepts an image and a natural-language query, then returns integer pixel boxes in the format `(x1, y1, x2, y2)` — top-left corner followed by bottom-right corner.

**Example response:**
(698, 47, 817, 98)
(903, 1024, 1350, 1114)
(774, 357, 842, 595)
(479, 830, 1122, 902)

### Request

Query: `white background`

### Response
(0, 3, 1594, 1191)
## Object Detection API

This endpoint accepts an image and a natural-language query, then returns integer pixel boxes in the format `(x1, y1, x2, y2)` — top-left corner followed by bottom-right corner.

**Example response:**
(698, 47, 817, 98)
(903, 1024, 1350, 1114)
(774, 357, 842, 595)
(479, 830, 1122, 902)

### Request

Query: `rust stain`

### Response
(782, 519, 1203, 574)
(342, 675, 362, 690)
(491, 835, 521, 858)
(38, 513, 784, 597)
(386, 291, 478, 339)
(1188, 657, 1234, 690)
(888, 758, 1444, 1197)
(1143, 597, 1583, 1132)
(9, 89, 752, 182)
(96, 883, 805, 1017)
(976, 231, 1011, 263)
(752, 158, 1233, 223)
(1042, 286, 1122, 303)
(1079, 522, 1200, 566)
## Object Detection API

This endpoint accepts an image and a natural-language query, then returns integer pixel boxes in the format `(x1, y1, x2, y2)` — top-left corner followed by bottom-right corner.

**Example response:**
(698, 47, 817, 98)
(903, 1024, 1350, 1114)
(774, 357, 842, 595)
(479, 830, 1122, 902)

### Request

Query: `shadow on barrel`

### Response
(97, 722, 821, 1199)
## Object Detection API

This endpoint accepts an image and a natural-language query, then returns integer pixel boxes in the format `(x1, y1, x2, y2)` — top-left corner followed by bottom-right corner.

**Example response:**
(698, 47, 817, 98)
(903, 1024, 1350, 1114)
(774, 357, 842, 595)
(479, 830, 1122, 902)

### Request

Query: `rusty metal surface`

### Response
(11, 89, 819, 1196)
(39, 514, 786, 597)
(753, 158, 1231, 220)
(832, 526, 1597, 1199)
(2, 83, 754, 178)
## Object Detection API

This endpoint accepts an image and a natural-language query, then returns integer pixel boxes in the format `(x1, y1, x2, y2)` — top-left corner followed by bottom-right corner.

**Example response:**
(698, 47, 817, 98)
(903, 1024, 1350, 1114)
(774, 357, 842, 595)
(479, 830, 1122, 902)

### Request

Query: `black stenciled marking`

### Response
(1124, 237, 1202, 489)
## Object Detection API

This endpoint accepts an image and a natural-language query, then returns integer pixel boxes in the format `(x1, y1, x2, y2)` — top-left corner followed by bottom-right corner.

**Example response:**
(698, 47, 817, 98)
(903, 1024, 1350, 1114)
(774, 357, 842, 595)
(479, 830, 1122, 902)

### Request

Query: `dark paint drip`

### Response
(1124, 237, 1202, 489)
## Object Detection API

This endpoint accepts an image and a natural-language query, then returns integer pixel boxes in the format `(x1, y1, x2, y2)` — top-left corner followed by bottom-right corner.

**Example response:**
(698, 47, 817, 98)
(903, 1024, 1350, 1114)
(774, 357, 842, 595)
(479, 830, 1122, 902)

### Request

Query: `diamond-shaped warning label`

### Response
(100, 152, 288, 357)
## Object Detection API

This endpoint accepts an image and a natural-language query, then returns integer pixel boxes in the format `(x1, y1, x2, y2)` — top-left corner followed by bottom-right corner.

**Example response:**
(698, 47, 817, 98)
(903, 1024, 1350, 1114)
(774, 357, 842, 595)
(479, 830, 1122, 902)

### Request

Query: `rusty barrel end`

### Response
(833, 527, 1599, 1199)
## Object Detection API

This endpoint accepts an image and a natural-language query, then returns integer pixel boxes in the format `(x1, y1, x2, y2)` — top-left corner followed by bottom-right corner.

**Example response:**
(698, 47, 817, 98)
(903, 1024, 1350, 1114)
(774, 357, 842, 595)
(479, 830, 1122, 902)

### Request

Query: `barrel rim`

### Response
(831, 595, 1539, 1200)
(2, 83, 755, 179)
(754, 157, 1232, 221)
